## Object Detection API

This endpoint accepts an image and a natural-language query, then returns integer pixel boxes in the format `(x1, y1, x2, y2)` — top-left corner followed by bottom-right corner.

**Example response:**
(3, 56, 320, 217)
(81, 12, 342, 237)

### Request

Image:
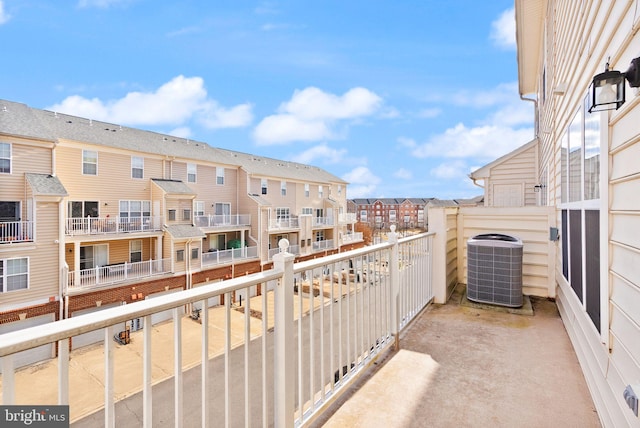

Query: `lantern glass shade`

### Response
(588, 69, 625, 112)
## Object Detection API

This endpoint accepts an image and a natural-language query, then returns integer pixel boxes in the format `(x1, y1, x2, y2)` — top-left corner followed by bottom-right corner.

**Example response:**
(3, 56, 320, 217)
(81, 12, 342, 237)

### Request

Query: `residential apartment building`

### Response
(350, 198, 431, 231)
(0, 99, 362, 364)
(510, 2, 640, 425)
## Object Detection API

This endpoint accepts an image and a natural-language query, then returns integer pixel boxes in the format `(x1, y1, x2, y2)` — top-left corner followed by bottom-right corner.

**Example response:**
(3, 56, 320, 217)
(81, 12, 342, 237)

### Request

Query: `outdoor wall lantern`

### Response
(588, 57, 640, 113)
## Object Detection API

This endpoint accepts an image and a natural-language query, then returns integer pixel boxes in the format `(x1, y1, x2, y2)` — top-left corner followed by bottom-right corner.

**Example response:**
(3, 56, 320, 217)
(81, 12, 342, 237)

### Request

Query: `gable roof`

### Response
(0, 99, 346, 187)
(151, 179, 196, 196)
(25, 173, 68, 197)
(469, 138, 538, 180)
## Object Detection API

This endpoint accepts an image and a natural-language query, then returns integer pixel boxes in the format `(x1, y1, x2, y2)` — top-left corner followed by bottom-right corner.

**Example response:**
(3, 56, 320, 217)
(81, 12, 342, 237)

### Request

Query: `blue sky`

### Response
(0, 0, 533, 199)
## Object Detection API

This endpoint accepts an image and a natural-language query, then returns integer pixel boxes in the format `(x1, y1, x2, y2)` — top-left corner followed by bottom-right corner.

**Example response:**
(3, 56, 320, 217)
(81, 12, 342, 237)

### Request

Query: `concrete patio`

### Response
(312, 285, 601, 427)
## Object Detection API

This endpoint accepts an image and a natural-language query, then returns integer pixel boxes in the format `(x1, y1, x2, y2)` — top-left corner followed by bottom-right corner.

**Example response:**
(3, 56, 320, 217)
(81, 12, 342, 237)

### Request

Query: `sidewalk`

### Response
(0, 290, 321, 423)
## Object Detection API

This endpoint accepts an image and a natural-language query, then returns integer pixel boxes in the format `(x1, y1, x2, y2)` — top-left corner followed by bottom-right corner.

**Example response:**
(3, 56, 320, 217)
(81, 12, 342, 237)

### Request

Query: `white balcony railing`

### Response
(67, 258, 172, 291)
(65, 216, 163, 236)
(312, 216, 335, 227)
(193, 214, 251, 229)
(0, 228, 433, 427)
(339, 213, 357, 223)
(268, 217, 300, 230)
(268, 244, 300, 260)
(342, 232, 363, 244)
(312, 239, 334, 252)
(0, 221, 34, 244)
(201, 246, 258, 267)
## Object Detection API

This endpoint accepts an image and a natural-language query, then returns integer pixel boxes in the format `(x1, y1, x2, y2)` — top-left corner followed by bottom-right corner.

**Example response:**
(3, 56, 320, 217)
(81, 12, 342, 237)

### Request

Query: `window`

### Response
(83, 150, 97, 175)
(304, 184, 310, 197)
(318, 186, 323, 198)
(187, 163, 196, 183)
(0, 257, 29, 292)
(560, 98, 601, 332)
(0, 201, 20, 221)
(176, 249, 184, 262)
(131, 156, 144, 179)
(191, 247, 199, 260)
(338, 185, 342, 196)
(360, 210, 367, 222)
(216, 167, 225, 185)
(194, 201, 204, 217)
(183, 209, 191, 221)
(214, 203, 231, 223)
(0, 142, 11, 174)
(301, 207, 313, 215)
(130, 240, 142, 263)
(275, 207, 290, 221)
(261, 179, 268, 195)
(168, 209, 176, 221)
(69, 201, 99, 218)
(389, 210, 397, 222)
(281, 181, 287, 196)
(315, 230, 325, 241)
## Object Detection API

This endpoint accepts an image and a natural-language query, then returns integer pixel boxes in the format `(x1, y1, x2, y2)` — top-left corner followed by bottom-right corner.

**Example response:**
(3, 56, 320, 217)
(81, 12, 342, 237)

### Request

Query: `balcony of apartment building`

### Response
(340, 231, 364, 245)
(194, 213, 251, 230)
(65, 215, 164, 237)
(268, 215, 300, 231)
(0, 206, 601, 427)
(0, 220, 34, 244)
(338, 212, 357, 224)
(202, 245, 259, 267)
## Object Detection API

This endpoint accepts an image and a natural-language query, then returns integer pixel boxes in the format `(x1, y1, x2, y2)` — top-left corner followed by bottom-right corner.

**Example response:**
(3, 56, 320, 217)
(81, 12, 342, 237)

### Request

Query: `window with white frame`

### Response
(194, 201, 205, 217)
(360, 210, 367, 222)
(119, 201, 151, 222)
(275, 207, 290, 221)
(560, 97, 601, 332)
(183, 209, 191, 221)
(131, 156, 144, 179)
(389, 210, 396, 222)
(315, 230, 325, 241)
(281, 181, 287, 196)
(191, 247, 199, 260)
(301, 207, 313, 215)
(304, 183, 310, 197)
(82, 150, 98, 175)
(261, 179, 268, 195)
(318, 185, 323, 198)
(216, 167, 225, 185)
(0, 142, 11, 174)
(0, 257, 29, 292)
(187, 163, 197, 183)
(130, 240, 142, 263)
(176, 249, 184, 262)
(338, 185, 342, 195)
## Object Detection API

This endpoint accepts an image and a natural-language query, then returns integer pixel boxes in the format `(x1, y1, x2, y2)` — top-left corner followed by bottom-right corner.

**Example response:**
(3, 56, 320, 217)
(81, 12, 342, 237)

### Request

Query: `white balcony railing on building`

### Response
(268, 244, 300, 260)
(0, 221, 34, 244)
(67, 258, 172, 291)
(193, 214, 251, 229)
(339, 213, 357, 224)
(312, 216, 335, 227)
(342, 232, 363, 244)
(0, 228, 433, 427)
(65, 216, 163, 236)
(312, 239, 334, 252)
(268, 217, 300, 230)
(201, 246, 258, 267)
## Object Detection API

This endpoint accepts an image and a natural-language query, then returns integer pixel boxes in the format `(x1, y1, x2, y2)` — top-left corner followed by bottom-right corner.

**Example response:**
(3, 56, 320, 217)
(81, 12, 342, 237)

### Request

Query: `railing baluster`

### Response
(201, 299, 209, 428)
(174, 308, 183, 428)
(244, 285, 251, 428)
(58, 338, 69, 405)
(143, 315, 153, 428)
(224, 292, 231, 428)
(105, 326, 115, 428)
(261, 282, 268, 428)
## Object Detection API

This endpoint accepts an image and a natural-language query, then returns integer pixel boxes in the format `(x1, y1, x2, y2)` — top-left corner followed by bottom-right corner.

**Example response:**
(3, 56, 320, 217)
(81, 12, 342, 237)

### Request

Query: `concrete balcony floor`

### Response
(313, 285, 601, 428)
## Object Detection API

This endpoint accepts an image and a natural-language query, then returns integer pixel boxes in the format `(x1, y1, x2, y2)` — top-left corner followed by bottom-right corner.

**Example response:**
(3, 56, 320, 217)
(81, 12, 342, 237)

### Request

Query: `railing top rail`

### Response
(293, 240, 394, 273)
(0, 268, 283, 357)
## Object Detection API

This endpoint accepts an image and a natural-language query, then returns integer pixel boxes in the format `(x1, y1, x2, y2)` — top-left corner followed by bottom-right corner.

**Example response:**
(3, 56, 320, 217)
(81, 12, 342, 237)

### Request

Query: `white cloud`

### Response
(0, 1, 10, 24)
(290, 144, 347, 164)
(393, 168, 412, 180)
(451, 82, 520, 108)
(430, 160, 468, 179)
(417, 108, 441, 119)
(168, 127, 192, 138)
(47, 75, 253, 130)
(347, 184, 379, 198)
(253, 87, 382, 145)
(410, 122, 533, 161)
(342, 166, 381, 186)
(397, 137, 417, 149)
(490, 8, 516, 50)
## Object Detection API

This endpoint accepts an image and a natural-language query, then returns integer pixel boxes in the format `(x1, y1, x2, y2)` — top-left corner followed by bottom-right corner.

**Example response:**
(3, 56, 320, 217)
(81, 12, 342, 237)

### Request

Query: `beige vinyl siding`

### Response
(1, 202, 60, 305)
(1, 140, 52, 202)
(487, 145, 537, 206)
(185, 165, 239, 216)
(55, 145, 162, 217)
(457, 206, 555, 297)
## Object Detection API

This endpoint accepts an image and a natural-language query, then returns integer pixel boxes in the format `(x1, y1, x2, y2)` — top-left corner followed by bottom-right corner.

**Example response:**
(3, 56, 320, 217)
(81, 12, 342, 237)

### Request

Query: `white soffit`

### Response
(515, 0, 546, 96)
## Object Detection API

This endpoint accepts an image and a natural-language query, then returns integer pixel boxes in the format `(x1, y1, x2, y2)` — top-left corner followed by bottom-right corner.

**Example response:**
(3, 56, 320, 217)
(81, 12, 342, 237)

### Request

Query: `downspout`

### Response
(520, 94, 539, 138)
